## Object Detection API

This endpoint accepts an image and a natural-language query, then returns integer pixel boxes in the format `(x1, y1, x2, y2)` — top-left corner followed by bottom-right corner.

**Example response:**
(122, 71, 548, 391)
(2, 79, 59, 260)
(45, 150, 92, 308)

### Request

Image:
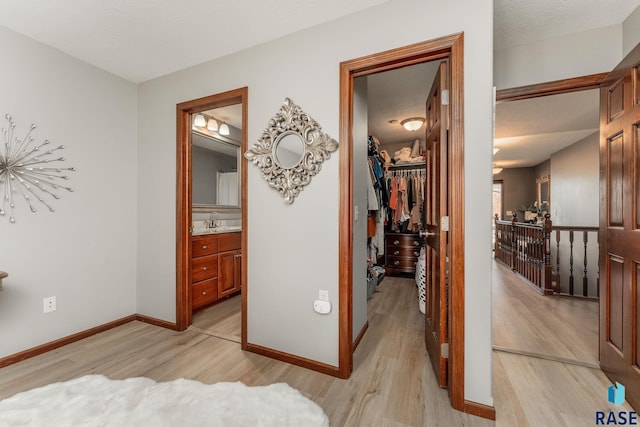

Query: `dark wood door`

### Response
(219, 250, 240, 297)
(424, 61, 449, 388)
(599, 43, 640, 409)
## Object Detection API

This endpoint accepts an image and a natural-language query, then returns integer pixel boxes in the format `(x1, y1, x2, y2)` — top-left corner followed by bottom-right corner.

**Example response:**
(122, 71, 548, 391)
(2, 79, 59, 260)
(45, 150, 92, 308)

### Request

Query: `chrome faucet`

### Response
(208, 212, 219, 228)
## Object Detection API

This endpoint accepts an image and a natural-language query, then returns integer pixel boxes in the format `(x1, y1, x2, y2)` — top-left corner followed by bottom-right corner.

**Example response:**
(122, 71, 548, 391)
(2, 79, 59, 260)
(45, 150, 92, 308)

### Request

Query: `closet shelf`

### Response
(387, 161, 425, 169)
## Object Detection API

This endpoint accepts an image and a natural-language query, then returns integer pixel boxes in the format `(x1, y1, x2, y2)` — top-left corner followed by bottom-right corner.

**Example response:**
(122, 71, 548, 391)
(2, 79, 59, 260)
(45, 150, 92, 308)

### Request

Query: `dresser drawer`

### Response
(192, 235, 218, 257)
(386, 256, 419, 269)
(387, 246, 421, 258)
(192, 278, 218, 309)
(192, 254, 218, 282)
(218, 232, 241, 252)
(387, 235, 422, 248)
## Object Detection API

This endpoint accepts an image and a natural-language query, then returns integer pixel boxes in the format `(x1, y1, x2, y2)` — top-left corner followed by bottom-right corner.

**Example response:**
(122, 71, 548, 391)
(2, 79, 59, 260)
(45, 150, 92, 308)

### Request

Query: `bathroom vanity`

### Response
(191, 231, 241, 310)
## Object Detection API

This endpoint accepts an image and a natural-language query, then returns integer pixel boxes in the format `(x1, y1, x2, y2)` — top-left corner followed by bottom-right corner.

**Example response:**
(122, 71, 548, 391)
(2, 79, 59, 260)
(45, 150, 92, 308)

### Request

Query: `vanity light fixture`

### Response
(207, 118, 219, 131)
(219, 122, 230, 136)
(400, 117, 425, 132)
(193, 114, 206, 127)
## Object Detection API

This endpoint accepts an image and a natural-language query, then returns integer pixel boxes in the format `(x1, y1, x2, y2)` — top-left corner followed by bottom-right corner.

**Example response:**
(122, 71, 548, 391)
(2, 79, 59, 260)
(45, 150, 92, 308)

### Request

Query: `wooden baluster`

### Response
(583, 231, 589, 297)
(555, 229, 561, 293)
(569, 230, 574, 296)
(511, 213, 517, 271)
(543, 214, 552, 294)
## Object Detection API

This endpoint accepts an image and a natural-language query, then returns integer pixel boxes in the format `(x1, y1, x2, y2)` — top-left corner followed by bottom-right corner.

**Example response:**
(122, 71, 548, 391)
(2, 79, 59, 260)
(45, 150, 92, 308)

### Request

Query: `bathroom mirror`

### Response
(274, 132, 304, 168)
(192, 104, 242, 212)
(245, 98, 338, 204)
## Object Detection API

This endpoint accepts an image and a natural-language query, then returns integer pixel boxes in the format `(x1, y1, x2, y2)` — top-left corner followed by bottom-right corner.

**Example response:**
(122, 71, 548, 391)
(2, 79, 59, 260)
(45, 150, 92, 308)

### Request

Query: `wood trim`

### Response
(135, 314, 179, 330)
(352, 321, 369, 351)
(0, 315, 137, 369)
(339, 32, 466, 405)
(496, 73, 608, 102)
(463, 400, 496, 421)
(240, 90, 249, 351)
(175, 87, 248, 339)
(244, 343, 342, 377)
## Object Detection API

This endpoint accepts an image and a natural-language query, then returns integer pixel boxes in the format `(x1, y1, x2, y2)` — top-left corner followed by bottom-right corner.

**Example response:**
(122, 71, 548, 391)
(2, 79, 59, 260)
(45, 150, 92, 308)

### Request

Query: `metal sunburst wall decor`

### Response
(0, 114, 75, 223)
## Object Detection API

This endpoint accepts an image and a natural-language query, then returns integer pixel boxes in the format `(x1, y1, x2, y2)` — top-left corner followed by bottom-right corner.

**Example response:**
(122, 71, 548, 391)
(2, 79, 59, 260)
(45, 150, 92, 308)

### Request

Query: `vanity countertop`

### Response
(192, 227, 241, 236)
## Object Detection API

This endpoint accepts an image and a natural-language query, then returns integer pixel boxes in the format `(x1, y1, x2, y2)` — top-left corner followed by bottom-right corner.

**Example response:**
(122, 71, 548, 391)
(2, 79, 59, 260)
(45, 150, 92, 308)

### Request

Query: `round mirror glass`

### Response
(274, 132, 305, 168)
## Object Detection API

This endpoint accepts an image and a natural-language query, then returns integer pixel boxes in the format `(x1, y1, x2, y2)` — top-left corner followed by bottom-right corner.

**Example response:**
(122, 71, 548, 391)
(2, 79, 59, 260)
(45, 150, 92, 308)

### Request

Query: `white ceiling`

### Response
(0, 0, 636, 166)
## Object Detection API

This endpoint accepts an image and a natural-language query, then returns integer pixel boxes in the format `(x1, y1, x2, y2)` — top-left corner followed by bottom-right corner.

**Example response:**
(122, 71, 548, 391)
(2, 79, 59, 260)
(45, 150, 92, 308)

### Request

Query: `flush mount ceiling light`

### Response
(400, 117, 425, 132)
(218, 123, 230, 136)
(193, 114, 206, 127)
(207, 118, 219, 131)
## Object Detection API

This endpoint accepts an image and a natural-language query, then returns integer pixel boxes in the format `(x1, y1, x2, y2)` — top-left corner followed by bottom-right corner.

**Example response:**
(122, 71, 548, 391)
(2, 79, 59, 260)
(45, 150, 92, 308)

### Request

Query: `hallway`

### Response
(491, 259, 635, 425)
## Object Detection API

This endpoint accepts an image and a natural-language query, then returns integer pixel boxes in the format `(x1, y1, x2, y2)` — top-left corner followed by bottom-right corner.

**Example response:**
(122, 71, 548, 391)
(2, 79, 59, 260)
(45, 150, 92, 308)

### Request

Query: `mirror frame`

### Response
(244, 98, 338, 204)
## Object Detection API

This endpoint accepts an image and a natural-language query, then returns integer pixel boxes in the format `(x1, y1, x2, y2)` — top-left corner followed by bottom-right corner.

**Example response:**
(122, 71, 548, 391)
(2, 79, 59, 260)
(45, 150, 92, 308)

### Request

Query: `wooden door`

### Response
(599, 43, 640, 409)
(424, 61, 449, 388)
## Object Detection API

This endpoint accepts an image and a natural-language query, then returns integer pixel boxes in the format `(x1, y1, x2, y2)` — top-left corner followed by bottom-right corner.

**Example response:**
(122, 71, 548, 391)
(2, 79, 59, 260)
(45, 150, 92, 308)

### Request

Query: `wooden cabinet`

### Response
(191, 232, 241, 310)
(385, 232, 423, 276)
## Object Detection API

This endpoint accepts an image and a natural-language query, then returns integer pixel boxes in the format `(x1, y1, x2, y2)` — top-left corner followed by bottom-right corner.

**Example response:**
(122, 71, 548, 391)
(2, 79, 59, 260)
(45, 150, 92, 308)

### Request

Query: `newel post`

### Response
(542, 213, 553, 295)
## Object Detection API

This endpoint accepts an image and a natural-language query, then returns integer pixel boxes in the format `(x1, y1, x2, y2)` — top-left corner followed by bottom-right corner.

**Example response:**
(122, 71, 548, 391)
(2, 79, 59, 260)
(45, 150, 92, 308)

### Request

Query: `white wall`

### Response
(494, 24, 622, 90)
(352, 77, 368, 340)
(550, 132, 599, 227)
(623, 4, 640, 56)
(0, 25, 138, 357)
(137, 0, 494, 405)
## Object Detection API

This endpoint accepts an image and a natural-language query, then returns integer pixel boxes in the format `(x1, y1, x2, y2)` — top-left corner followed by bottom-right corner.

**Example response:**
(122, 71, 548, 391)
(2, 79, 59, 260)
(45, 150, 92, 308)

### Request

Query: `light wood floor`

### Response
(0, 268, 633, 426)
(492, 260, 599, 366)
(191, 294, 241, 343)
(492, 259, 636, 426)
(0, 277, 491, 427)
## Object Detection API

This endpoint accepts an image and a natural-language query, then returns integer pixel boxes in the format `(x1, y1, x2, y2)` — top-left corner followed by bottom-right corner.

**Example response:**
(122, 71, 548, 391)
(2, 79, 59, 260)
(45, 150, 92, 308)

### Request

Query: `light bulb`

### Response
(219, 123, 230, 136)
(193, 114, 206, 127)
(207, 118, 218, 131)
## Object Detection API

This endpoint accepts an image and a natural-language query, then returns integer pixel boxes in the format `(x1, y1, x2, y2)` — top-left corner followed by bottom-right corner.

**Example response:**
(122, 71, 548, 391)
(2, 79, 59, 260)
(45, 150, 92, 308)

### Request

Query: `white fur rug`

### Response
(0, 375, 329, 427)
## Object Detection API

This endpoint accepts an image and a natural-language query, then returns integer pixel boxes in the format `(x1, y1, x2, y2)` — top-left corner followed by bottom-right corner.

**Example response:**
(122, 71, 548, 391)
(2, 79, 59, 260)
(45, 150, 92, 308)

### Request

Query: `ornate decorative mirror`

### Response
(245, 98, 338, 204)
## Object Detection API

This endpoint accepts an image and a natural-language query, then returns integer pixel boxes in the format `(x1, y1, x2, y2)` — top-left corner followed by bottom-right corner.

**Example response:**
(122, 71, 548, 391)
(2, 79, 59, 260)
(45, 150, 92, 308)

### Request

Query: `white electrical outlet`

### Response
(319, 290, 329, 302)
(43, 296, 56, 313)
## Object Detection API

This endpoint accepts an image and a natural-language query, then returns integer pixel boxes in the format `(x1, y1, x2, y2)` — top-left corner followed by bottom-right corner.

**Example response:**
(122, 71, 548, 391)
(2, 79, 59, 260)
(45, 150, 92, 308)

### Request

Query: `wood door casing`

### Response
(599, 43, 640, 410)
(424, 61, 449, 388)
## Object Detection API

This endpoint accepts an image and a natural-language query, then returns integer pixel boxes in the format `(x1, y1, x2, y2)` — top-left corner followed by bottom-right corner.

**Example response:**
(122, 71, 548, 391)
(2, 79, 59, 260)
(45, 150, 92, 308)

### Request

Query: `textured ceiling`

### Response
(494, 0, 640, 50)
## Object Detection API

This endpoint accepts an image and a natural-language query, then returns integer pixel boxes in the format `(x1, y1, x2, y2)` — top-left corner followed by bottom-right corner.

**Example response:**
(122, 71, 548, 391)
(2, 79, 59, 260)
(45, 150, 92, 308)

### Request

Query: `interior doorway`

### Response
(492, 74, 604, 363)
(175, 87, 248, 351)
(339, 33, 472, 415)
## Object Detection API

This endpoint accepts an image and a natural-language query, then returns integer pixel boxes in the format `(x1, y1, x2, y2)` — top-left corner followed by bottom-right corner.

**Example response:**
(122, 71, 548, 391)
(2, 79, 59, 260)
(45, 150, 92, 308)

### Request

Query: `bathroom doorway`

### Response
(175, 87, 248, 351)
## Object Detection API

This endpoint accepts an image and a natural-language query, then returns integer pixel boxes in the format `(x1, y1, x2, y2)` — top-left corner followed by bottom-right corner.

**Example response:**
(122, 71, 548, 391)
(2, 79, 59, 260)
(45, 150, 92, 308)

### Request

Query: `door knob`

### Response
(419, 230, 436, 238)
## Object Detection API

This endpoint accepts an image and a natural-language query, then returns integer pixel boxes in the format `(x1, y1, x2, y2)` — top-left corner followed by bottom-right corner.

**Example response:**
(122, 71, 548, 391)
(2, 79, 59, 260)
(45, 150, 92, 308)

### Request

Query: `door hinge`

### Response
(441, 89, 449, 106)
(441, 343, 449, 359)
(441, 216, 449, 232)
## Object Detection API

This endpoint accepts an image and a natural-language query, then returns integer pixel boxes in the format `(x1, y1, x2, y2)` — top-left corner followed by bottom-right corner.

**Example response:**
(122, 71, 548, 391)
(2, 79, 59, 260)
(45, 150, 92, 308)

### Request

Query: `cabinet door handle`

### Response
(413, 251, 419, 256)
(394, 261, 400, 265)
(202, 267, 208, 271)
(413, 241, 420, 246)
(202, 245, 208, 249)
(393, 250, 399, 255)
(393, 240, 400, 245)
(202, 291, 207, 295)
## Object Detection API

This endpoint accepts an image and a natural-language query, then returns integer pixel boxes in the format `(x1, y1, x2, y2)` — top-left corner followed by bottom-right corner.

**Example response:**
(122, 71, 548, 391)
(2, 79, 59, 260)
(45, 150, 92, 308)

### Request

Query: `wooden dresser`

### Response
(191, 232, 242, 311)
(385, 232, 423, 276)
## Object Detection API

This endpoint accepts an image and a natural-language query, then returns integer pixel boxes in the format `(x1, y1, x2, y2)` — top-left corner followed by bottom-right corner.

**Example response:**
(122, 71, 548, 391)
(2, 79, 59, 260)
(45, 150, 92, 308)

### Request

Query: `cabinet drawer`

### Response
(386, 256, 418, 269)
(192, 235, 218, 257)
(218, 232, 241, 252)
(192, 254, 218, 282)
(192, 278, 218, 309)
(387, 247, 421, 258)
(387, 236, 422, 248)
